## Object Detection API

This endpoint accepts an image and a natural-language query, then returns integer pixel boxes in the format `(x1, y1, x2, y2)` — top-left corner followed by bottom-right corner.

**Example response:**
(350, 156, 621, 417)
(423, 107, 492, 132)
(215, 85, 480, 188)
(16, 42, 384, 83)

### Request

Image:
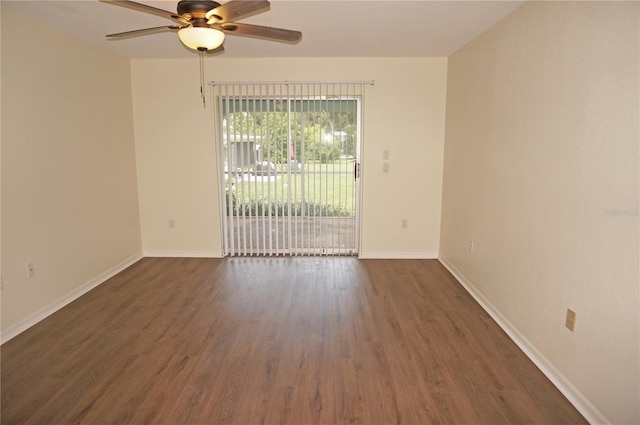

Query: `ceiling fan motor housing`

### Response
(177, 0, 221, 18)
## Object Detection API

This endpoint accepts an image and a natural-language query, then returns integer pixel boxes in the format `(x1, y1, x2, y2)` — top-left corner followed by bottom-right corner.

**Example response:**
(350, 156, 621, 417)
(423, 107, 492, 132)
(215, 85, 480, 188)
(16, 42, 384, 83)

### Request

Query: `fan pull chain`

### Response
(199, 49, 206, 108)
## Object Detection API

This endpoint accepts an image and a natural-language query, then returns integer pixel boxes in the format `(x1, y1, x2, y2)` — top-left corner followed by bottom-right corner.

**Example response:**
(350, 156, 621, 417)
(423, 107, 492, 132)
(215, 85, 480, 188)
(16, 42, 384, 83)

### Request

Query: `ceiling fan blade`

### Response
(100, 0, 189, 25)
(206, 1, 270, 24)
(106, 25, 185, 39)
(217, 22, 302, 43)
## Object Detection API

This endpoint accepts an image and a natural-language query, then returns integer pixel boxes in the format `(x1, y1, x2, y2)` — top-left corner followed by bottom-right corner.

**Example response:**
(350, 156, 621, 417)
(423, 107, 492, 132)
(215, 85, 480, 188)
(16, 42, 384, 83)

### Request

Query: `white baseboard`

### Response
(142, 250, 224, 258)
(438, 256, 609, 425)
(359, 251, 439, 260)
(1, 252, 143, 344)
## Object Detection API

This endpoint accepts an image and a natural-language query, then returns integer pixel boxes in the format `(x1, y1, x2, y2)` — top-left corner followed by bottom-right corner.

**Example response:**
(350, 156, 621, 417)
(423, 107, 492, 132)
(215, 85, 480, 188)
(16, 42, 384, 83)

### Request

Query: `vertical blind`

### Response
(210, 81, 371, 257)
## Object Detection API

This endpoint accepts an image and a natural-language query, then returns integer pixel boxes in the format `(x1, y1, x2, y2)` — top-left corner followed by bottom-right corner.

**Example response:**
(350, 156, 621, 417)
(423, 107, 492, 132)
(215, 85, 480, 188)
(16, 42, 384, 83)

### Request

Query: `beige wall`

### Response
(131, 57, 448, 258)
(440, 2, 639, 423)
(1, 4, 3, 315)
(1, 7, 142, 337)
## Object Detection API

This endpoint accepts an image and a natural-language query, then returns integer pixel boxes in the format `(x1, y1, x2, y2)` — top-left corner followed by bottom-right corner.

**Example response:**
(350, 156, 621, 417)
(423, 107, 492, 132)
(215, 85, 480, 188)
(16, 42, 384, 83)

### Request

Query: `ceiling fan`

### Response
(100, 0, 302, 53)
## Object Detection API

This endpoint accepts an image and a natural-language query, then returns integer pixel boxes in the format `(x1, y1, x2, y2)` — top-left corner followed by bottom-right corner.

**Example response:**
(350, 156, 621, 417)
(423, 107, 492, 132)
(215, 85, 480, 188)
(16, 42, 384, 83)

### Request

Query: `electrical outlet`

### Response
(565, 308, 577, 332)
(401, 218, 408, 228)
(382, 163, 390, 173)
(383, 150, 390, 161)
(169, 219, 175, 229)
(26, 262, 36, 278)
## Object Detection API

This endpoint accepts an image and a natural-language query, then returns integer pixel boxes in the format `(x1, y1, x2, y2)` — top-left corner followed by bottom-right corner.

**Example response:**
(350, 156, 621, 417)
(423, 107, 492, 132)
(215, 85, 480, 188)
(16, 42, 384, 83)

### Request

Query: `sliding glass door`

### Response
(212, 83, 364, 256)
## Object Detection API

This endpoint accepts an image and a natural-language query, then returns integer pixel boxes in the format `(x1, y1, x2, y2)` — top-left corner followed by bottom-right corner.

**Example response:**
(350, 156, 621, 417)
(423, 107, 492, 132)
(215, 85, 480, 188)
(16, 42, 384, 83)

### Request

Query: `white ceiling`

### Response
(3, 0, 525, 59)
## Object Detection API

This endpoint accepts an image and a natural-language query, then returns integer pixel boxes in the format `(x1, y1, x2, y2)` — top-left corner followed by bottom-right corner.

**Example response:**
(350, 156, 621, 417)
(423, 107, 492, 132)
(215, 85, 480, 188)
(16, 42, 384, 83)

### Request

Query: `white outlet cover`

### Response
(27, 262, 36, 278)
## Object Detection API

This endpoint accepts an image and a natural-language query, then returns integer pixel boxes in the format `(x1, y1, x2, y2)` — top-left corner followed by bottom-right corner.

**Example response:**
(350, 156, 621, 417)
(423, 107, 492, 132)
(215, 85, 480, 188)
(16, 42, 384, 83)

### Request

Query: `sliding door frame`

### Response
(211, 81, 372, 257)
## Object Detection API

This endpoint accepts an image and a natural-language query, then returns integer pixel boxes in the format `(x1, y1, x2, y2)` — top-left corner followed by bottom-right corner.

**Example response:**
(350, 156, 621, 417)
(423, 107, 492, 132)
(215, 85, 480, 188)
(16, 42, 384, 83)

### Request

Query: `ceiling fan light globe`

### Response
(178, 27, 225, 51)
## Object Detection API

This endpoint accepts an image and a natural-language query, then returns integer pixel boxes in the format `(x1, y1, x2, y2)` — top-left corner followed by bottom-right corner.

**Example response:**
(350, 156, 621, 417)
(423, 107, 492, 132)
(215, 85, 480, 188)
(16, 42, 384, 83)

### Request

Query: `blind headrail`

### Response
(209, 80, 375, 86)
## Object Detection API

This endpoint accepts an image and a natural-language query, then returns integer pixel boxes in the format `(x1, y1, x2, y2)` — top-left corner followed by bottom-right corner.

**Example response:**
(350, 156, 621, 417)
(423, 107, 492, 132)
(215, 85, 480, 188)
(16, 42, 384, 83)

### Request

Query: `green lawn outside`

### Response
(230, 159, 357, 216)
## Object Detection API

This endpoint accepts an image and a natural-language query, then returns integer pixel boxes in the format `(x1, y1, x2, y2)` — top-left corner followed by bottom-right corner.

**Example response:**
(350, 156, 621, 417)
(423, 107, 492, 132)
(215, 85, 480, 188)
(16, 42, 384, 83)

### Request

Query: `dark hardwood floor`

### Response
(1, 257, 587, 424)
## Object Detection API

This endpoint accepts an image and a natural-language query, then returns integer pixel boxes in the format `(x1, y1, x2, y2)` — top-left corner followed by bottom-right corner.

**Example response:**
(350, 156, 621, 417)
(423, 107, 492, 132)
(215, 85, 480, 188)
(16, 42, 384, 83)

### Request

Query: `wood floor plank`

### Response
(1, 257, 588, 424)
(127, 355, 201, 424)
(429, 390, 483, 424)
(264, 385, 305, 425)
